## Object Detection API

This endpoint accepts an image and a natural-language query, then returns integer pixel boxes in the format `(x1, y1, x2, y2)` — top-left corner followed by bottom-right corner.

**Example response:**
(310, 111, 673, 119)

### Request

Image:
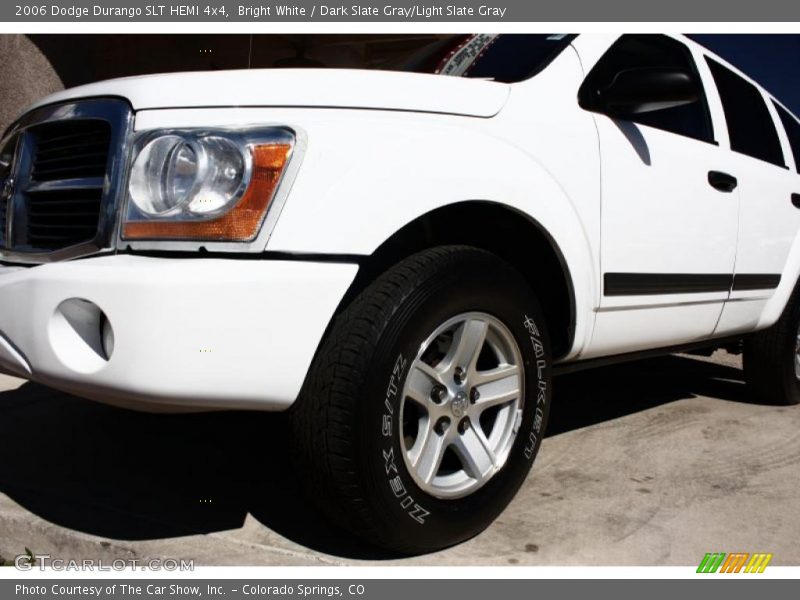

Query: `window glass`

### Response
(397, 34, 575, 83)
(581, 35, 714, 142)
(774, 102, 800, 173)
(706, 58, 785, 167)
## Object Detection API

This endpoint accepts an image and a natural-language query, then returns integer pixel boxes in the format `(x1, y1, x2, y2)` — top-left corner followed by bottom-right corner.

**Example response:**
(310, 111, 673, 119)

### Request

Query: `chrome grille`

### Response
(31, 120, 111, 182)
(0, 195, 6, 248)
(0, 99, 131, 262)
(0, 136, 14, 248)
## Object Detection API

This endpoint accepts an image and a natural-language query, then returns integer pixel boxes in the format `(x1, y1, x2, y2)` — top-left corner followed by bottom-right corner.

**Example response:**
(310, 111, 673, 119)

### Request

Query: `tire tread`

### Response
(291, 246, 488, 548)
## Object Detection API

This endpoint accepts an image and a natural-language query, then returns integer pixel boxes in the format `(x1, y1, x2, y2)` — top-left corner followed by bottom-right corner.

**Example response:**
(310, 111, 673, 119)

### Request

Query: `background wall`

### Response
(0, 36, 64, 133)
(2, 34, 799, 134)
(0, 34, 441, 132)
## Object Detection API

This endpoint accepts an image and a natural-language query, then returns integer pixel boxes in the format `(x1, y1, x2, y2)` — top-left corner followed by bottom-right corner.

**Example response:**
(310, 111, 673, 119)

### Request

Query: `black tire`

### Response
(743, 280, 800, 405)
(291, 246, 552, 553)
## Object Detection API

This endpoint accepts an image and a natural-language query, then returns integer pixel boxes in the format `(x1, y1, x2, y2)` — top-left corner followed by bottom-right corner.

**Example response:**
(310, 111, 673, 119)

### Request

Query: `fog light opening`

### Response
(49, 298, 114, 374)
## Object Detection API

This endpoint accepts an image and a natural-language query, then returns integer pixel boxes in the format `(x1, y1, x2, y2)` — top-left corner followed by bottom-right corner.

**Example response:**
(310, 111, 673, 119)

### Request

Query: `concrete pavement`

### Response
(1, 350, 798, 566)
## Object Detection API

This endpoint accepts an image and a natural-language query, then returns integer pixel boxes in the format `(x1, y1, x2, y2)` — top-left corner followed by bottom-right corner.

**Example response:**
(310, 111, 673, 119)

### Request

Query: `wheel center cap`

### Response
(450, 391, 468, 418)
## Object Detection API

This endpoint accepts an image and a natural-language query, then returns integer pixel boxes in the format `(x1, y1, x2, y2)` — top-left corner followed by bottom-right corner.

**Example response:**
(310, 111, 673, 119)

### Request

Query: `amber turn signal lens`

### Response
(122, 143, 292, 242)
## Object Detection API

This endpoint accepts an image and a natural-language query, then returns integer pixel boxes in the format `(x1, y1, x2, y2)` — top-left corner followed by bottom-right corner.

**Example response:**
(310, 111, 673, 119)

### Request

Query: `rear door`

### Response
(704, 58, 800, 334)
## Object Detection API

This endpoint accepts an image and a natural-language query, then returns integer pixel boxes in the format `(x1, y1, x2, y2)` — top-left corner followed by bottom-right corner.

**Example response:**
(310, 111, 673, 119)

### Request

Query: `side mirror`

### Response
(582, 67, 700, 118)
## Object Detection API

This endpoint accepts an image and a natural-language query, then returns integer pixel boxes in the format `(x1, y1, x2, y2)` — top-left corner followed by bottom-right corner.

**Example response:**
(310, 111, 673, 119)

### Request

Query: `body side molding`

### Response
(604, 272, 781, 296)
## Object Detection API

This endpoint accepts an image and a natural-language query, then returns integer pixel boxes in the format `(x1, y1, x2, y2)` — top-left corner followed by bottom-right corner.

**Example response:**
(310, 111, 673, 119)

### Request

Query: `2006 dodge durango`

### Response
(2, 34, 800, 552)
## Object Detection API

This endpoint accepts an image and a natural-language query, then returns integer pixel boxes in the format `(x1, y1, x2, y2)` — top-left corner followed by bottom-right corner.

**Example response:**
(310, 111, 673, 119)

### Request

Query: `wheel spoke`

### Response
(411, 427, 447, 484)
(454, 422, 496, 482)
(473, 365, 521, 411)
(406, 414, 430, 462)
(405, 362, 443, 405)
(472, 363, 520, 386)
(444, 318, 488, 374)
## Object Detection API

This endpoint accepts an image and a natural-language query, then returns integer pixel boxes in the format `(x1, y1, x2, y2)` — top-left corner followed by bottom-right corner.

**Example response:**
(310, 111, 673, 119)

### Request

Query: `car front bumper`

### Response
(0, 255, 357, 411)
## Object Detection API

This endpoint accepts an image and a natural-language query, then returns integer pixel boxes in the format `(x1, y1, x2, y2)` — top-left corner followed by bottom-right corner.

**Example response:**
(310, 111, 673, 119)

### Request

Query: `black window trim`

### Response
(705, 55, 789, 170)
(772, 99, 800, 174)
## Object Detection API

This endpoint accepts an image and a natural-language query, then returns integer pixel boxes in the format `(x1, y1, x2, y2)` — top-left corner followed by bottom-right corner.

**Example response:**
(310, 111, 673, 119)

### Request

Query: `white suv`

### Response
(2, 34, 799, 553)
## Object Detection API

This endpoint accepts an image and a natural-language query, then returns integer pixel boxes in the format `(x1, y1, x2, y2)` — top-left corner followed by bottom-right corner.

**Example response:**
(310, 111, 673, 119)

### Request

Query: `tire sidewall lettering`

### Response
(379, 352, 431, 525)
(522, 313, 548, 461)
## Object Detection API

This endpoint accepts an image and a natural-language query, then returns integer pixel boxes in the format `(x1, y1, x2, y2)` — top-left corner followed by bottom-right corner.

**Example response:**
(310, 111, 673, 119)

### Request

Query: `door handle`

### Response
(708, 170, 738, 192)
(792, 193, 800, 209)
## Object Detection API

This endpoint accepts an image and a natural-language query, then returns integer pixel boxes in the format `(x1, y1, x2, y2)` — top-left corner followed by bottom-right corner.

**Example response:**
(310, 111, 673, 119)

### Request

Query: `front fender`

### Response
(266, 113, 597, 359)
(133, 96, 600, 359)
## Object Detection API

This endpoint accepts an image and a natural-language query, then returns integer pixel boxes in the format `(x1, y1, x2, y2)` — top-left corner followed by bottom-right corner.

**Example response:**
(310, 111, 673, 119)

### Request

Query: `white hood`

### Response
(29, 68, 511, 118)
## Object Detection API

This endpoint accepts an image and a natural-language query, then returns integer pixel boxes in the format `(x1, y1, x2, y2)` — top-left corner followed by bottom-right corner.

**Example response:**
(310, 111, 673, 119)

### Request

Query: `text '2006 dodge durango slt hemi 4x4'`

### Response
(2, 34, 800, 553)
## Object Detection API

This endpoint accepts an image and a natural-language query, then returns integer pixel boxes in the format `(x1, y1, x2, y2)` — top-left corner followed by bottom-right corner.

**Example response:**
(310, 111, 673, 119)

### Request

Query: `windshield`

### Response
(24, 34, 577, 95)
(393, 34, 576, 83)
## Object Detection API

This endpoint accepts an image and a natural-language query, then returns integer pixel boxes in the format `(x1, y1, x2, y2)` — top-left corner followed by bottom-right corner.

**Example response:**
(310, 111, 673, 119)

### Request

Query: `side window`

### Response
(774, 102, 800, 174)
(706, 58, 785, 167)
(581, 35, 714, 142)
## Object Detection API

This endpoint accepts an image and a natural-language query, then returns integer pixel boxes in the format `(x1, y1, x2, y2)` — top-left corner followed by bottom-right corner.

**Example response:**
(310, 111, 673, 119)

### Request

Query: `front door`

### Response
(574, 34, 740, 357)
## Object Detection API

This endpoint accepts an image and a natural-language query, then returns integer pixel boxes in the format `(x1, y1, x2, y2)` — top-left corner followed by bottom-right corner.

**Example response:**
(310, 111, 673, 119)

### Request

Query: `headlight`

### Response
(122, 127, 294, 242)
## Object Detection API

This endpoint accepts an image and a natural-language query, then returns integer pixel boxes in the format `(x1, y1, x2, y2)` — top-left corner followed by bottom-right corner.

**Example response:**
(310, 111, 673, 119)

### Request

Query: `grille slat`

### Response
(32, 163, 107, 179)
(37, 138, 108, 152)
(26, 200, 101, 209)
(26, 177, 105, 194)
(35, 144, 109, 162)
(28, 211, 102, 218)
(22, 120, 111, 251)
(36, 131, 108, 149)
(28, 220, 100, 229)
(35, 151, 108, 167)
(25, 233, 94, 242)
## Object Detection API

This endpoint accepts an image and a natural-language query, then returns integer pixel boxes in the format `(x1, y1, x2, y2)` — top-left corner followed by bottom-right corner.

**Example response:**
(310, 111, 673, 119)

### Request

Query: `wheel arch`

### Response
(336, 201, 576, 359)
(758, 230, 800, 330)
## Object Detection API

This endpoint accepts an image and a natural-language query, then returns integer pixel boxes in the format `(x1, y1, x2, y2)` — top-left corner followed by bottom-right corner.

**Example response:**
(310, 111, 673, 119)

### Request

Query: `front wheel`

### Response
(291, 246, 552, 553)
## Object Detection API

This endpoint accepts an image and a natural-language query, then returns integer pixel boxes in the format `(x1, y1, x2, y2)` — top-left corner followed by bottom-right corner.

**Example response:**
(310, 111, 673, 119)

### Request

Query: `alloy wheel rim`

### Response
(399, 311, 525, 499)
